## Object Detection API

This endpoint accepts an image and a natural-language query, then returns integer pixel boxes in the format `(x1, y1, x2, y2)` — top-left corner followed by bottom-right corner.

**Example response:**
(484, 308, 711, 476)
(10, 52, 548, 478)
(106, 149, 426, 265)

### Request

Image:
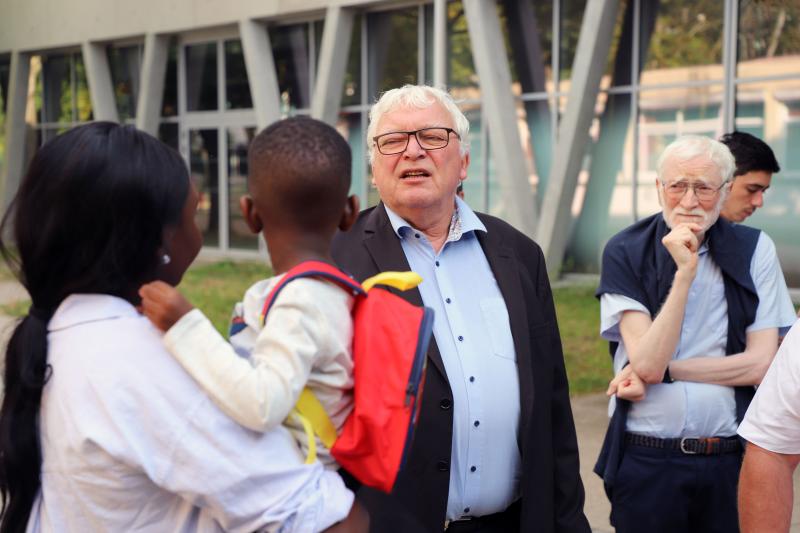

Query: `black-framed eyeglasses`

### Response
(373, 127, 460, 155)
(660, 179, 728, 202)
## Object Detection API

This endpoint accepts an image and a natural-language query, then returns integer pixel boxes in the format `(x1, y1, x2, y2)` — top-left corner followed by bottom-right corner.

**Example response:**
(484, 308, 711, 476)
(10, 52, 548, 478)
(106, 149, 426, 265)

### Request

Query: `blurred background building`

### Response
(1, 0, 798, 281)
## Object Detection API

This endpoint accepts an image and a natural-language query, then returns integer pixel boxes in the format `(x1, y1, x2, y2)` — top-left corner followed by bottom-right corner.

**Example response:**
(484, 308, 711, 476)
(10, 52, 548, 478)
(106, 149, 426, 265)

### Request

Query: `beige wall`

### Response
(0, 0, 380, 53)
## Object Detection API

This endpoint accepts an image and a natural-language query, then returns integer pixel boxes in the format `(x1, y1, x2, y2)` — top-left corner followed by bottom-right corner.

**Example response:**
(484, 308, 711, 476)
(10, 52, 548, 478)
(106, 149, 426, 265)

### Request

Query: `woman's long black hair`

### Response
(0, 122, 190, 532)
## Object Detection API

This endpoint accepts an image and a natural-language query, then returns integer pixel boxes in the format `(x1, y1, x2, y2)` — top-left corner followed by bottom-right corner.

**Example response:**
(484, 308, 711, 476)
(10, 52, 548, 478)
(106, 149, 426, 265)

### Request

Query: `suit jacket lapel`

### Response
(362, 204, 446, 376)
(476, 226, 534, 447)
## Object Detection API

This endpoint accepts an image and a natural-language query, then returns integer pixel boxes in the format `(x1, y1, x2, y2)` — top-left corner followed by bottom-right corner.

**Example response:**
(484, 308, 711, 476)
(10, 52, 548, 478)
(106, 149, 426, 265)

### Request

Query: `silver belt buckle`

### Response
(680, 437, 699, 454)
(444, 516, 473, 530)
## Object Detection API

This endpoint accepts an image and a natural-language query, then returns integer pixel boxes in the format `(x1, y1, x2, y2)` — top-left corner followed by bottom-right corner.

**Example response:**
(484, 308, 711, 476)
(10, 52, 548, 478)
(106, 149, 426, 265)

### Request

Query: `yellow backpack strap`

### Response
(361, 271, 423, 292)
(293, 387, 338, 464)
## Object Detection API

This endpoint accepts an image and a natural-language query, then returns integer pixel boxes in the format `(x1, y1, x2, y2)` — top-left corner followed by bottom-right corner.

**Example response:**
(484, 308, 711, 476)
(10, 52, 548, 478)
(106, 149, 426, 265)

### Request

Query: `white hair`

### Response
(367, 84, 470, 164)
(656, 135, 736, 184)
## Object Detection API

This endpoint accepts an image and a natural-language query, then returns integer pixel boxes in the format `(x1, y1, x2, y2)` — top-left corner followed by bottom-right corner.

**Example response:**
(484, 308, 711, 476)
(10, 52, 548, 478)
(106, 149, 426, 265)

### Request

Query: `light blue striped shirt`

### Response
(601, 231, 797, 438)
(385, 198, 521, 520)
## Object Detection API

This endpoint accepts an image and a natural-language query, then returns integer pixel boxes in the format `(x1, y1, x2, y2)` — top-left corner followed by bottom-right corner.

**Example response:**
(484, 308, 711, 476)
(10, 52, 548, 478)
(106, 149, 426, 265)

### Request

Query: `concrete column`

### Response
(537, 0, 620, 278)
(135, 33, 169, 136)
(310, 6, 354, 125)
(81, 41, 119, 123)
(463, 0, 537, 239)
(432, 0, 447, 88)
(239, 18, 281, 130)
(1, 51, 31, 208)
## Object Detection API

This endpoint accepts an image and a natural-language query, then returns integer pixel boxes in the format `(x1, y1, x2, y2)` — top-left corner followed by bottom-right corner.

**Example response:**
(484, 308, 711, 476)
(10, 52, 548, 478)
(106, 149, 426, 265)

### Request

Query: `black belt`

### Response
(625, 432, 741, 455)
(444, 500, 520, 532)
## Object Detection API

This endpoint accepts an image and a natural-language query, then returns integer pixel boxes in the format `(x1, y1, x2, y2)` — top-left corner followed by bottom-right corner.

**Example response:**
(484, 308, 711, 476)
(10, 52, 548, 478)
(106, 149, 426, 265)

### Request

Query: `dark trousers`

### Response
(611, 442, 742, 533)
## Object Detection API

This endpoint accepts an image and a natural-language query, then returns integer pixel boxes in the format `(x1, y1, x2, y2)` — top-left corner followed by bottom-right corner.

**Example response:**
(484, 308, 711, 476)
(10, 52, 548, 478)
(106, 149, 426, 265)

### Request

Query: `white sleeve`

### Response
(164, 281, 340, 433)
(738, 322, 800, 453)
(599, 293, 650, 341)
(748, 231, 797, 336)
(159, 396, 353, 532)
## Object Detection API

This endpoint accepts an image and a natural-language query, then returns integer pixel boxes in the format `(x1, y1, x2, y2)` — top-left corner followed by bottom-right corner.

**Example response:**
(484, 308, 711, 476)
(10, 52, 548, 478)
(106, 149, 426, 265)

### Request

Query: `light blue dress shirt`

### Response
(384, 198, 521, 520)
(600, 231, 797, 438)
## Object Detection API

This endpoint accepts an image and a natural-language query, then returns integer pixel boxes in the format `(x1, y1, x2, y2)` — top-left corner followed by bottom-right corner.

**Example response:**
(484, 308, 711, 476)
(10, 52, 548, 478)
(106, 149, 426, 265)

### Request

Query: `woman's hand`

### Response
(139, 281, 194, 332)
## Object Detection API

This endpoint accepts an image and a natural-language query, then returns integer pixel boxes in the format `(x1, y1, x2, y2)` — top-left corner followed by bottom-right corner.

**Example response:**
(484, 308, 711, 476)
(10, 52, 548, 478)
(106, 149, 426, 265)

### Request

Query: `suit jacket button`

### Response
(439, 398, 452, 410)
(437, 460, 449, 472)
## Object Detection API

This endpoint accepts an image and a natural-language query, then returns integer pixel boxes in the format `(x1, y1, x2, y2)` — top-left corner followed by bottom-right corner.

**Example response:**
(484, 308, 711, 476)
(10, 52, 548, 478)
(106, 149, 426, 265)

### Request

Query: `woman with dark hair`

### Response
(0, 122, 363, 532)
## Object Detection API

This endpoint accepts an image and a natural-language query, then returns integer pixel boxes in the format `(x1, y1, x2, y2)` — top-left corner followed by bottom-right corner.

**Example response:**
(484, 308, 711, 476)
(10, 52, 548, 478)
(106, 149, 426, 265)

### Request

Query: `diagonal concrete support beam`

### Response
(239, 19, 281, 130)
(1, 51, 31, 208)
(537, 0, 620, 278)
(82, 41, 119, 123)
(463, 0, 537, 239)
(311, 6, 354, 125)
(136, 33, 169, 136)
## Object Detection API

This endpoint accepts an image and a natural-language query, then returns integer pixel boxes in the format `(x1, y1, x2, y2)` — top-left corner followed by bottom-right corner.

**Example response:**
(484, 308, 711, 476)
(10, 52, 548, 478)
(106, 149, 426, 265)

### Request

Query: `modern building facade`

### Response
(1, 0, 799, 280)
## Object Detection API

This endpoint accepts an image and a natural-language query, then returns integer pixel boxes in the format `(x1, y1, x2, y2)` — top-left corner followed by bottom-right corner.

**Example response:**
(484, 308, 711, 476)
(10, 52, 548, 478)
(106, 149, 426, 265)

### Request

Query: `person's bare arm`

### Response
(323, 500, 369, 533)
(620, 223, 700, 384)
(739, 442, 800, 533)
(669, 328, 778, 386)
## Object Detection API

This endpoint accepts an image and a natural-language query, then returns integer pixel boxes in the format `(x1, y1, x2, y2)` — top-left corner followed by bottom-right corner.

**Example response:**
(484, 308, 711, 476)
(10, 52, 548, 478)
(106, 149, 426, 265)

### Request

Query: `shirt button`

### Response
(474, 420, 480, 427)
(469, 376, 475, 383)
(464, 507, 470, 513)
(445, 298, 452, 304)
(415, 233, 421, 238)
(437, 460, 449, 472)
(470, 465, 477, 472)
(435, 261, 440, 267)
(458, 335, 464, 342)
(439, 398, 452, 410)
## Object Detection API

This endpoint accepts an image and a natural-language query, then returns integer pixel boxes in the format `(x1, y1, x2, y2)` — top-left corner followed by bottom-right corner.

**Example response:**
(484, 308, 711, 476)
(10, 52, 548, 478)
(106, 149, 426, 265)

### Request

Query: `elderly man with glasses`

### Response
(332, 85, 590, 533)
(594, 135, 796, 533)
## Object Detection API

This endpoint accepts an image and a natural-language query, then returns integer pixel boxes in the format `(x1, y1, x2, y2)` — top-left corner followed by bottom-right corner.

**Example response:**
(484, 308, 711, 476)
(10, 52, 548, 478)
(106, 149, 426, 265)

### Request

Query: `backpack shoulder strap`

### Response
(260, 260, 365, 326)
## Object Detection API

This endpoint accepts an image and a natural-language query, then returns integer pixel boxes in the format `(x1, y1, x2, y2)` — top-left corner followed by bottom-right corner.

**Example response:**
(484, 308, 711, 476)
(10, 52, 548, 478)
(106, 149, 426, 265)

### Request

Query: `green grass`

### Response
(0, 260, 613, 394)
(178, 260, 270, 335)
(553, 285, 611, 395)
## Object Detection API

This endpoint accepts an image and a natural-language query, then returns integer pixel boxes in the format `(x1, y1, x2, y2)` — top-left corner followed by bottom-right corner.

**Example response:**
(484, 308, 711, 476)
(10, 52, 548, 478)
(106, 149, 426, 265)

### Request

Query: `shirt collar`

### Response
(48, 294, 141, 332)
(384, 196, 487, 243)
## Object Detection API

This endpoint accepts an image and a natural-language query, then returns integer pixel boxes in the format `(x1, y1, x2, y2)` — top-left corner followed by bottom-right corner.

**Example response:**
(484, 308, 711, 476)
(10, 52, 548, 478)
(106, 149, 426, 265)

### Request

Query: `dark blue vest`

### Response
(593, 213, 761, 491)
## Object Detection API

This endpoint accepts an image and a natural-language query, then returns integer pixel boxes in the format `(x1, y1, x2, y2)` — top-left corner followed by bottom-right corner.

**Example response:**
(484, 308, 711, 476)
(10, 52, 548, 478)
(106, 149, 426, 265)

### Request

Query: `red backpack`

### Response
(260, 260, 433, 493)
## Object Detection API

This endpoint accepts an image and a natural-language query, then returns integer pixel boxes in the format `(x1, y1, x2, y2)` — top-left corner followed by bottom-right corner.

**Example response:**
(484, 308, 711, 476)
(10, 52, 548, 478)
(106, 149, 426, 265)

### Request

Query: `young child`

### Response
(140, 116, 360, 468)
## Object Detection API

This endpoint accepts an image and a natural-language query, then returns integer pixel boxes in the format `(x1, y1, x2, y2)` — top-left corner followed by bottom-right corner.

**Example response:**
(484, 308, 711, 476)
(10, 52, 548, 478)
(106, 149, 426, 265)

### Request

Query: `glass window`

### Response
(224, 40, 252, 110)
(337, 112, 367, 200)
(447, 1, 475, 89)
(227, 127, 258, 250)
(640, 0, 724, 84)
(367, 7, 418, 99)
(271, 23, 312, 111)
(341, 15, 362, 107)
(190, 129, 220, 248)
(559, 0, 587, 83)
(462, 104, 487, 211)
(158, 123, 179, 151)
(41, 54, 72, 123)
(107, 45, 142, 121)
(185, 43, 218, 112)
(502, 0, 553, 93)
(738, 1, 800, 66)
(162, 41, 178, 117)
(0, 55, 9, 171)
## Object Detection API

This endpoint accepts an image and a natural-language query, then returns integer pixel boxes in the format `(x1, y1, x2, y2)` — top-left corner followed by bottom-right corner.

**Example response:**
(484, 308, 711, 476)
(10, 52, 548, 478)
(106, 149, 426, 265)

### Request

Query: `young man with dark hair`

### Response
(719, 131, 780, 222)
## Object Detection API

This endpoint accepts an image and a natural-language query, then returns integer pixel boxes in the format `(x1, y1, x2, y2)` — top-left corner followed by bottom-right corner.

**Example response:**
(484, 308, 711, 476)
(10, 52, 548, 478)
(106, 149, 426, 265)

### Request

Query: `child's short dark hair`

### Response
(719, 131, 780, 177)
(248, 117, 352, 232)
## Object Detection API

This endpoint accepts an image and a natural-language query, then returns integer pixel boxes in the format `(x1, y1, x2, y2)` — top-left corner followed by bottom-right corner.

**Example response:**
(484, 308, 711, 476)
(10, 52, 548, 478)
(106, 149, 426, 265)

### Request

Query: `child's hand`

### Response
(139, 281, 195, 331)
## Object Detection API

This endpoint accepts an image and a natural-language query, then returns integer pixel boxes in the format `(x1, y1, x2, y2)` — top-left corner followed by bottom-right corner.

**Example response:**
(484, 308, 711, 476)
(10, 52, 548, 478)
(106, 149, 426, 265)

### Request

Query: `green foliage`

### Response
(645, 0, 724, 69)
(553, 285, 611, 395)
(178, 260, 270, 335)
